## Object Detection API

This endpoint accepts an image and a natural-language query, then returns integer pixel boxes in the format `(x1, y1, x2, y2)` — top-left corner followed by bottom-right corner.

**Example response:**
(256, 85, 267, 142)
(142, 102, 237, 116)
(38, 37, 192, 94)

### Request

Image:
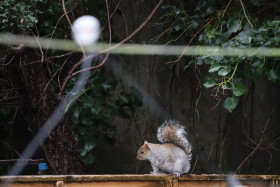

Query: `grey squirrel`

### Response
(136, 120, 192, 177)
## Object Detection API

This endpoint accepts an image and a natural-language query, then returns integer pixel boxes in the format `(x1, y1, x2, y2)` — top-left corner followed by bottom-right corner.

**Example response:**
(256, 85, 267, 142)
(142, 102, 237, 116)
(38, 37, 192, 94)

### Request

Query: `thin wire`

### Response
(1, 34, 280, 57)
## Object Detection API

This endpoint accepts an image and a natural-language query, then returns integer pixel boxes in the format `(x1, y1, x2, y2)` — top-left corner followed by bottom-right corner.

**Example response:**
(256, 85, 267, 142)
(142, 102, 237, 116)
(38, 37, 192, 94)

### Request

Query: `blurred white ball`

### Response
(72, 15, 100, 45)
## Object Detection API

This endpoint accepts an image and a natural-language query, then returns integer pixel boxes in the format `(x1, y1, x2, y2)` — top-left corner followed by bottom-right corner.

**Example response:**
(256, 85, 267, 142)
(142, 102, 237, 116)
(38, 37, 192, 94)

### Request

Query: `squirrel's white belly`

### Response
(157, 157, 189, 174)
(158, 160, 176, 173)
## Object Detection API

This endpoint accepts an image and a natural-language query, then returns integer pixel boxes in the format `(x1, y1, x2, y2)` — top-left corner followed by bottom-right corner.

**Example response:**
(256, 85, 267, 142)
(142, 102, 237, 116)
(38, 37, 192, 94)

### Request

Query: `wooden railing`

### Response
(0, 174, 279, 187)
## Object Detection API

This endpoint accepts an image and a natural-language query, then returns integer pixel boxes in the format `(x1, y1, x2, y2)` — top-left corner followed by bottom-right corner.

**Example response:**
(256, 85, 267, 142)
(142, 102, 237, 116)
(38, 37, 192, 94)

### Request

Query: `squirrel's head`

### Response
(136, 141, 151, 160)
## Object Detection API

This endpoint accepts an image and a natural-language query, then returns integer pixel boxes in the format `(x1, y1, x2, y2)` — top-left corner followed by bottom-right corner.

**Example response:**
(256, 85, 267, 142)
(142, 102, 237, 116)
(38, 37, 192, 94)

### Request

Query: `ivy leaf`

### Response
(91, 105, 102, 115)
(218, 67, 231, 76)
(227, 20, 242, 34)
(83, 154, 95, 165)
(183, 60, 194, 71)
(250, 0, 260, 6)
(80, 150, 87, 157)
(209, 63, 222, 72)
(83, 96, 94, 108)
(205, 24, 218, 39)
(223, 96, 239, 113)
(84, 142, 95, 151)
(236, 30, 252, 45)
(267, 69, 279, 82)
(129, 86, 143, 107)
(232, 82, 247, 96)
(203, 78, 216, 88)
(117, 95, 129, 105)
(222, 83, 230, 90)
(197, 57, 203, 65)
(73, 107, 80, 119)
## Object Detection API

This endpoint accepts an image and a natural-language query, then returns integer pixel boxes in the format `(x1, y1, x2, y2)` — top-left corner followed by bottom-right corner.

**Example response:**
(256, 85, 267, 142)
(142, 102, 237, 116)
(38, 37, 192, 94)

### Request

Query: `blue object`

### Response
(38, 163, 49, 171)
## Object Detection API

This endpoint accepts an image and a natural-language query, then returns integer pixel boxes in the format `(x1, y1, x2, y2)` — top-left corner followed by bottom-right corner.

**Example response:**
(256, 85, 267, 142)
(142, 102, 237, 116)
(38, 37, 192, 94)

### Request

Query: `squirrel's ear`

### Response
(144, 140, 149, 144)
(144, 141, 150, 149)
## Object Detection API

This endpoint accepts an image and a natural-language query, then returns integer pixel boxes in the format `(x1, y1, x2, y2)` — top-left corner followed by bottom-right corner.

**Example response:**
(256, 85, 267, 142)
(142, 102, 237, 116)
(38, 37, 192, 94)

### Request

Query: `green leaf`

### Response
(236, 30, 252, 45)
(218, 67, 231, 76)
(91, 105, 102, 115)
(102, 82, 112, 90)
(203, 78, 216, 88)
(73, 108, 80, 119)
(250, 0, 259, 6)
(251, 60, 262, 68)
(184, 60, 194, 71)
(83, 154, 95, 165)
(117, 95, 129, 105)
(267, 69, 279, 82)
(223, 96, 239, 112)
(84, 143, 95, 151)
(83, 96, 94, 108)
(129, 86, 143, 107)
(232, 82, 247, 96)
(222, 83, 230, 90)
(197, 57, 203, 65)
(80, 150, 87, 157)
(209, 63, 222, 72)
(227, 20, 242, 34)
(205, 24, 218, 39)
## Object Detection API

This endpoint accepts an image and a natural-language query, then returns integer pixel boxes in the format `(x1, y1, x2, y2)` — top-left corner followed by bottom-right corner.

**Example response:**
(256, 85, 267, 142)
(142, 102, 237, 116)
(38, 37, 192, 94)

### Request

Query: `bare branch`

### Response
(59, 0, 164, 95)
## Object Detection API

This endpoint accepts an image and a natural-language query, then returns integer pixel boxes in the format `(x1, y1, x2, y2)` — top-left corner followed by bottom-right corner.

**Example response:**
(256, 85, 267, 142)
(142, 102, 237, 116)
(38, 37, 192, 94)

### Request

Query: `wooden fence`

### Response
(0, 174, 279, 187)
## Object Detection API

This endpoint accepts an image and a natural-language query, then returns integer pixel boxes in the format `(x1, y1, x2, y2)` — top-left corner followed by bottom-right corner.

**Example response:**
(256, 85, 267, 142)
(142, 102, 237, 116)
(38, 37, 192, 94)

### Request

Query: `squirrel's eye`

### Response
(141, 151, 144, 154)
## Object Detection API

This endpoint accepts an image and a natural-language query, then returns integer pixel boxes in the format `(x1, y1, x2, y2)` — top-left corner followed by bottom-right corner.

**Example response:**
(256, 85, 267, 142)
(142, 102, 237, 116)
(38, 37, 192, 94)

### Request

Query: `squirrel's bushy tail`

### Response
(157, 120, 192, 161)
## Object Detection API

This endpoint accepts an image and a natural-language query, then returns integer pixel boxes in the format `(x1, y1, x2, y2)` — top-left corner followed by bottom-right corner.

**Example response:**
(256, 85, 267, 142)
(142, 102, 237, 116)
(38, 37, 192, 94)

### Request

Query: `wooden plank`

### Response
(0, 174, 279, 187)
(178, 181, 271, 187)
(0, 174, 172, 182)
(3, 182, 54, 187)
(3, 181, 165, 187)
(64, 181, 164, 187)
(178, 181, 227, 187)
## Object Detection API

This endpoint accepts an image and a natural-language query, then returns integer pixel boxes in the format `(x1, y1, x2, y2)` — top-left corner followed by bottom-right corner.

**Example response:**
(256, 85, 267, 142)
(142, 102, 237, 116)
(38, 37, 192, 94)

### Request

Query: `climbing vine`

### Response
(67, 73, 142, 167)
(160, 0, 280, 112)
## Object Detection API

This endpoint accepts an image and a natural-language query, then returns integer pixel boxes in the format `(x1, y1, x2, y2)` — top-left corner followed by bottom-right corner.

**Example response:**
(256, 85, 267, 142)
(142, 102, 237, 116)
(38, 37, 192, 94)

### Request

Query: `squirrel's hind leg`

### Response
(173, 172, 181, 177)
(173, 160, 184, 177)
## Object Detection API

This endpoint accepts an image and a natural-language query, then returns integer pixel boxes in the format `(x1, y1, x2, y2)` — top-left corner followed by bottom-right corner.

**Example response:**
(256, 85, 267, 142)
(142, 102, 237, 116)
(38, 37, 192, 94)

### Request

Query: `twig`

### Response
(210, 98, 222, 111)
(220, 0, 233, 32)
(59, 0, 164, 95)
(165, 17, 215, 65)
(0, 159, 45, 165)
(8, 108, 18, 126)
(240, 0, 253, 28)
(71, 0, 112, 77)
(208, 141, 214, 160)
(222, 0, 233, 18)
(32, 24, 44, 64)
(62, 0, 86, 56)
(151, 20, 178, 43)
(100, 0, 121, 31)
(235, 106, 275, 173)
(163, 23, 193, 46)
(194, 63, 202, 122)
(43, 52, 73, 92)
(190, 154, 198, 173)
(219, 127, 229, 169)
(0, 140, 22, 158)
(235, 137, 262, 173)
(97, 0, 165, 53)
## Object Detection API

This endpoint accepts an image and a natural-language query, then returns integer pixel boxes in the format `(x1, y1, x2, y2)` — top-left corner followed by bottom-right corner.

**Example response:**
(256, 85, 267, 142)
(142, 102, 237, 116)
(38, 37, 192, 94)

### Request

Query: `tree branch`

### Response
(59, 0, 164, 95)
(71, 0, 113, 77)
(0, 159, 45, 166)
